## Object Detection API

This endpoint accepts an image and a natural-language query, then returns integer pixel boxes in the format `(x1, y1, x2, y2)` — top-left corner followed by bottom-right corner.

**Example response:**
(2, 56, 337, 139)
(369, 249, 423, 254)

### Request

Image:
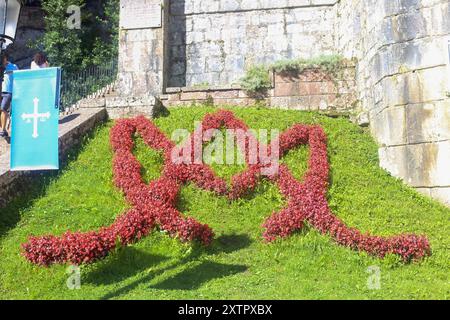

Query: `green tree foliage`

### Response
(37, 0, 84, 73)
(33, 0, 119, 73)
(81, 0, 120, 67)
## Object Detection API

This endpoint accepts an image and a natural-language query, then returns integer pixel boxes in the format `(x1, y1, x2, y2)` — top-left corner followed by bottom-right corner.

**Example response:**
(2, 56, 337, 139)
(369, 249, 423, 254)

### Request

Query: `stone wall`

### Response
(162, 64, 357, 112)
(168, 0, 336, 87)
(335, 0, 450, 205)
(77, 94, 164, 119)
(117, 0, 169, 97)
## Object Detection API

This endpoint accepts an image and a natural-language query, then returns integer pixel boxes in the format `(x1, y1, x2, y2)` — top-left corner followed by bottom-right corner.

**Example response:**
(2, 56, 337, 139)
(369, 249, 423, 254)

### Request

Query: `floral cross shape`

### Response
(22, 110, 431, 266)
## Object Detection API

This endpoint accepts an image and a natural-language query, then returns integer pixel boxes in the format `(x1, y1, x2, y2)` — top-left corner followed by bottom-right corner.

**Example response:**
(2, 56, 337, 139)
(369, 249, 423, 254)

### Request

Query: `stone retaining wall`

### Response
(115, 0, 450, 206)
(163, 65, 357, 112)
(77, 95, 164, 119)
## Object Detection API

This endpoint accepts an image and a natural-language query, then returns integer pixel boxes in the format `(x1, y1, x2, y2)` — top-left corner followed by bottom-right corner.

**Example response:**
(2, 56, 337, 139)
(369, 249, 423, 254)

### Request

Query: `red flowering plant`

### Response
(22, 110, 431, 266)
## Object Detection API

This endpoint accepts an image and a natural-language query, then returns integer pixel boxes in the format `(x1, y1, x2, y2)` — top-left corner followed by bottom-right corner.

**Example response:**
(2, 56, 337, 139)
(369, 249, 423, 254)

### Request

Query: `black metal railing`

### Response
(60, 59, 118, 112)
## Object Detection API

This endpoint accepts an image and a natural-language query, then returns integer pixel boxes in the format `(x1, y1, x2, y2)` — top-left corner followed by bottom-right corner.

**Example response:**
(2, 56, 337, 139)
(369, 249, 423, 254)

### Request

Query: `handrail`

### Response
(60, 59, 117, 112)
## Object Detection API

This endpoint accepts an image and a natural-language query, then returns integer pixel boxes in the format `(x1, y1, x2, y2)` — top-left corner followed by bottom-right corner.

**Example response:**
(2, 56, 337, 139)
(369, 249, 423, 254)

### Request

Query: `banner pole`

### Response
(0, 40, 4, 94)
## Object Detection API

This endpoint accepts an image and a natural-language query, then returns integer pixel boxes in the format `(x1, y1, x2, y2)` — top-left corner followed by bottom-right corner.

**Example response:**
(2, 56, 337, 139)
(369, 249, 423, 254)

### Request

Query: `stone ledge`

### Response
(162, 67, 357, 113)
(170, 0, 337, 16)
(0, 108, 107, 209)
(105, 95, 158, 108)
(70, 95, 164, 120)
(166, 84, 243, 93)
(416, 187, 450, 207)
(379, 140, 450, 189)
(105, 95, 164, 119)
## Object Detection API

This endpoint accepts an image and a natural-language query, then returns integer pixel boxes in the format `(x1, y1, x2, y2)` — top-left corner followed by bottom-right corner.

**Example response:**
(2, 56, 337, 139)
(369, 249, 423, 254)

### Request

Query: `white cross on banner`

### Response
(21, 98, 51, 139)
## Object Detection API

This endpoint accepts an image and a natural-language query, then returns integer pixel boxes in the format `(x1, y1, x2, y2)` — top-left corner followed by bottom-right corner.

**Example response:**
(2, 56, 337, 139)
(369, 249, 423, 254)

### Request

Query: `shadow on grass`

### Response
(0, 121, 108, 239)
(151, 261, 247, 291)
(99, 234, 251, 300)
(84, 247, 169, 285)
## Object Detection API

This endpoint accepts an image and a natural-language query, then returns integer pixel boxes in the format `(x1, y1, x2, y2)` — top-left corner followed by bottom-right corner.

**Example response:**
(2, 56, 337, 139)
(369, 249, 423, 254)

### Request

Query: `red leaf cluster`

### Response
(263, 125, 431, 262)
(22, 111, 431, 266)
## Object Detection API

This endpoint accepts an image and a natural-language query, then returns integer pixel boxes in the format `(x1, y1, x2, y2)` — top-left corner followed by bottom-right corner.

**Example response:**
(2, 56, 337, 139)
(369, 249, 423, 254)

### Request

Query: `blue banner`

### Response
(10, 68, 61, 171)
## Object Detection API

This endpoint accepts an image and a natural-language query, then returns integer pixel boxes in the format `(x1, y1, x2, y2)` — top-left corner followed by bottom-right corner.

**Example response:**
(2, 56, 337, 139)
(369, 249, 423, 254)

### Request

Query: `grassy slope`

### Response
(0, 106, 448, 300)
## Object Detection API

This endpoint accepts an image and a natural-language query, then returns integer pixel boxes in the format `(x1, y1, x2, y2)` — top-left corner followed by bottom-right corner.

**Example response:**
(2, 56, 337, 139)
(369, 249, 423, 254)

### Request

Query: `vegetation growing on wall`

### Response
(239, 65, 272, 94)
(271, 54, 344, 74)
(240, 55, 346, 94)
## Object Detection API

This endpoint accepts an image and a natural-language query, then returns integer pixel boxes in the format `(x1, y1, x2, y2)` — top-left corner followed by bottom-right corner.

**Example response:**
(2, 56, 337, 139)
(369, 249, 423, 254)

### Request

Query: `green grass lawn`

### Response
(0, 106, 449, 300)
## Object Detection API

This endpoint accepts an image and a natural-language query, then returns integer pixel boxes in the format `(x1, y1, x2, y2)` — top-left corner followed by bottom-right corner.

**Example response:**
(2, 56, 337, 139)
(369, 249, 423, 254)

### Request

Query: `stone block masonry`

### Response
(77, 94, 165, 119)
(168, 0, 337, 87)
(117, 0, 170, 97)
(335, 0, 450, 206)
(162, 65, 357, 112)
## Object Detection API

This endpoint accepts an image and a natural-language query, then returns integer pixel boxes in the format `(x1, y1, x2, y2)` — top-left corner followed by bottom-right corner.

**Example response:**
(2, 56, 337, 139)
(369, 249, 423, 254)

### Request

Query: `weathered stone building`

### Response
(336, 0, 450, 206)
(117, 0, 450, 206)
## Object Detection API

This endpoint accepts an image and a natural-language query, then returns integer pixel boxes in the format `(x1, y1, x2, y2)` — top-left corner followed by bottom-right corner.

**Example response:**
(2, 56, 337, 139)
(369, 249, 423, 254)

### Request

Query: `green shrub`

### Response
(87, 0, 120, 67)
(240, 55, 345, 94)
(271, 59, 302, 73)
(239, 65, 271, 94)
(192, 82, 210, 88)
(271, 54, 344, 75)
(35, 0, 85, 73)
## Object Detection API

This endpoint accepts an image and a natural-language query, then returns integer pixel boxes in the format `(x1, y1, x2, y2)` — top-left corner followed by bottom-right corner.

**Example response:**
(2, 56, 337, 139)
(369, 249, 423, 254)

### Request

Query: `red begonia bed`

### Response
(22, 110, 431, 266)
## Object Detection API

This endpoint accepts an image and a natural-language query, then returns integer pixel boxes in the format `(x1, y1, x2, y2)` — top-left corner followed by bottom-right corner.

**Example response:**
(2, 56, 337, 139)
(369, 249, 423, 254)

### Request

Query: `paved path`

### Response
(0, 136, 8, 157)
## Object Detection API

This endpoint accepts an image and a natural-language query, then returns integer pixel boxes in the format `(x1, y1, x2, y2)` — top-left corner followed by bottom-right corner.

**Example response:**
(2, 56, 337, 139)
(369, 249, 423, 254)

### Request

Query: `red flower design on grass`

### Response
(22, 110, 431, 266)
